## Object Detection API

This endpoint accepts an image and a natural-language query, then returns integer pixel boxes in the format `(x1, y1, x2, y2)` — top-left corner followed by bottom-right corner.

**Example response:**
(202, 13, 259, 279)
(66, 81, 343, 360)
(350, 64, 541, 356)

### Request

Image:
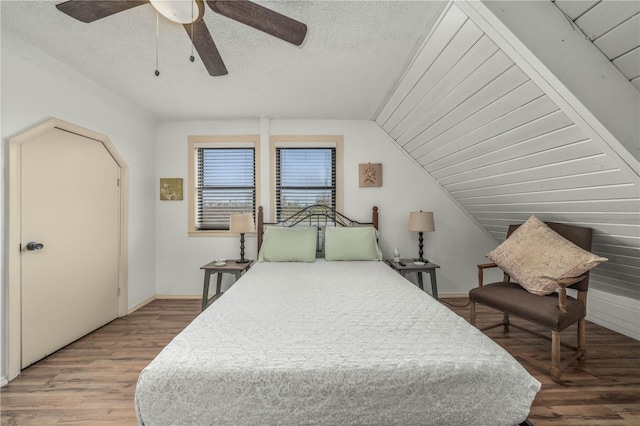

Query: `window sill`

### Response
(188, 230, 257, 237)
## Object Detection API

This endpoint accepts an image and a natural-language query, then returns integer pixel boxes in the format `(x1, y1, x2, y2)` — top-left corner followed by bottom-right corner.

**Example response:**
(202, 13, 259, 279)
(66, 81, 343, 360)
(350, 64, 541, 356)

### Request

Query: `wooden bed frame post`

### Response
(257, 206, 264, 252)
(372, 206, 378, 230)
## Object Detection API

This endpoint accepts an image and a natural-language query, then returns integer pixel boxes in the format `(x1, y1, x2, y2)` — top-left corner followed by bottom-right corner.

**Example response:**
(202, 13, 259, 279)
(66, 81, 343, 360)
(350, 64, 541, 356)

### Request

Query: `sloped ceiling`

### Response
(376, 2, 640, 299)
(554, 0, 640, 90)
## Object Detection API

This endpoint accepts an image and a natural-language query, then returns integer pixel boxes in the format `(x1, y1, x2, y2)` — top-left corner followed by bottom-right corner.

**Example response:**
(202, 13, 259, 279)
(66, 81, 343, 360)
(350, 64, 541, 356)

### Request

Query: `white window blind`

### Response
(275, 147, 336, 221)
(196, 147, 255, 230)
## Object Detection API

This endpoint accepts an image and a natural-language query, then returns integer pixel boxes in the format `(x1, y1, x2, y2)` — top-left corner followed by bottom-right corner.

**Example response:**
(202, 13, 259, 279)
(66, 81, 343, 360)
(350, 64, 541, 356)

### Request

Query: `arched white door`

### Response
(8, 119, 128, 375)
(20, 127, 121, 368)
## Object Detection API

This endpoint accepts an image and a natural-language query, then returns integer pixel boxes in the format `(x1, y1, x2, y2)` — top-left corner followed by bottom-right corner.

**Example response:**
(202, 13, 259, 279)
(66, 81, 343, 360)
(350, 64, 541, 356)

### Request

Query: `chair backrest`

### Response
(507, 222, 593, 292)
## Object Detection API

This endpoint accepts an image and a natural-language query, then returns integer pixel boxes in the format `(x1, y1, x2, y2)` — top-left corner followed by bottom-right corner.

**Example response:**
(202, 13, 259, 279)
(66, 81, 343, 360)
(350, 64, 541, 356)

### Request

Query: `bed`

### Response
(135, 206, 540, 426)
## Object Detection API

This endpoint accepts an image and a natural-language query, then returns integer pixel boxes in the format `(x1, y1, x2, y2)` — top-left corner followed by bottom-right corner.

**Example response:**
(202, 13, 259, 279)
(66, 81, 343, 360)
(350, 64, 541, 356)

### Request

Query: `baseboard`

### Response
(155, 294, 201, 300)
(1, 376, 8, 387)
(587, 289, 640, 341)
(128, 295, 201, 314)
(438, 293, 468, 299)
(127, 295, 156, 314)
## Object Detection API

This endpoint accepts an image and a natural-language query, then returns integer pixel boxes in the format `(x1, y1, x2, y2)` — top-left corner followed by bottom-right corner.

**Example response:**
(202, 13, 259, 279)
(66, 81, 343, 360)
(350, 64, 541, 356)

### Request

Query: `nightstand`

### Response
(385, 259, 441, 299)
(200, 259, 254, 311)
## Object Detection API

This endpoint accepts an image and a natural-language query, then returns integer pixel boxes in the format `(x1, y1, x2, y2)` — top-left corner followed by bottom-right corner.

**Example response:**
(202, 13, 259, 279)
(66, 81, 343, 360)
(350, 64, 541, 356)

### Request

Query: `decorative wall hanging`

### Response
(160, 178, 183, 200)
(359, 163, 382, 187)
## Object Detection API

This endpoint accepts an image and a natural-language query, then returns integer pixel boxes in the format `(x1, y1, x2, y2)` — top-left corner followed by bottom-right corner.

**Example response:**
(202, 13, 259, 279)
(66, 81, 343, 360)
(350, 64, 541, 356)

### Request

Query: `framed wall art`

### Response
(359, 163, 382, 187)
(160, 178, 183, 200)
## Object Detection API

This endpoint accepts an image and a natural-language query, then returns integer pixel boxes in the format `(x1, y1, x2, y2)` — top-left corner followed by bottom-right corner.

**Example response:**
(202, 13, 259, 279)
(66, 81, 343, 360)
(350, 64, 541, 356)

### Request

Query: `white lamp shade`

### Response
(150, 0, 204, 24)
(229, 213, 255, 234)
(408, 211, 435, 232)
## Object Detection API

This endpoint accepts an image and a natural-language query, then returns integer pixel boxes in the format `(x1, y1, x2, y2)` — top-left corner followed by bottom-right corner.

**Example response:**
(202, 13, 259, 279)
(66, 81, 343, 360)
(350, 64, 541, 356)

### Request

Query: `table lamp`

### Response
(229, 213, 255, 264)
(408, 211, 435, 263)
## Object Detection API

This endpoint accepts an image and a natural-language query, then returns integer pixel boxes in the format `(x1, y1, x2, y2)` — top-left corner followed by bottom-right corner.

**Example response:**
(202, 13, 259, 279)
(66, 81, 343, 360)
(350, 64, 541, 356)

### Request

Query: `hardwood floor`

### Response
(1, 298, 639, 425)
(443, 299, 640, 426)
(0, 300, 199, 426)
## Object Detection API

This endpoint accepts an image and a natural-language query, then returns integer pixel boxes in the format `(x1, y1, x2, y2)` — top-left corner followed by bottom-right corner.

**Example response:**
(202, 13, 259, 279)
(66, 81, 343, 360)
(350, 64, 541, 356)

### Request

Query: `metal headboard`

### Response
(257, 204, 379, 252)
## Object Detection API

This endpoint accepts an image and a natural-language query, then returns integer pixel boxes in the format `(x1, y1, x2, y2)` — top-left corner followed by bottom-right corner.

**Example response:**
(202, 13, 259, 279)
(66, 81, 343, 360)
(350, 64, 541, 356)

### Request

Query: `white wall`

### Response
(155, 120, 262, 295)
(155, 118, 500, 297)
(1, 35, 159, 381)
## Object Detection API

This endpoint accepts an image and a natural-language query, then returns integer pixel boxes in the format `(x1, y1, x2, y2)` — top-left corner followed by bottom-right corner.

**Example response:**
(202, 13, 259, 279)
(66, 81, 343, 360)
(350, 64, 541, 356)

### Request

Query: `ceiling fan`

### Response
(55, 0, 308, 76)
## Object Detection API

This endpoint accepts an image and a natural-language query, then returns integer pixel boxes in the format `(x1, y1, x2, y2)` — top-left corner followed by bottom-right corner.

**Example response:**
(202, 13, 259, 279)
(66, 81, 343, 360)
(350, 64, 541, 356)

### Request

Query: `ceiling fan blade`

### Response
(208, 1, 307, 46)
(184, 20, 228, 76)
(56, 0, 148, 23)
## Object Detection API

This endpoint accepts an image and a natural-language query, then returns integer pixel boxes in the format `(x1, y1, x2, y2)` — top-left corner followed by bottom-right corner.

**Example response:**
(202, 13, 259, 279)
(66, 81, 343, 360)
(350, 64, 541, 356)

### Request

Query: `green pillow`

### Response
(258, 226, 317, 262)
(324, 226, 382, 261)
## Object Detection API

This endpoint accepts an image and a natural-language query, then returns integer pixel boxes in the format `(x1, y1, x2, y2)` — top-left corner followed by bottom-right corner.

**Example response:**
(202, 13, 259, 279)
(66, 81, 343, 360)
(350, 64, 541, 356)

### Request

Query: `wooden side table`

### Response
(385, 259, 441, 299)
(200, 260, 254, 311)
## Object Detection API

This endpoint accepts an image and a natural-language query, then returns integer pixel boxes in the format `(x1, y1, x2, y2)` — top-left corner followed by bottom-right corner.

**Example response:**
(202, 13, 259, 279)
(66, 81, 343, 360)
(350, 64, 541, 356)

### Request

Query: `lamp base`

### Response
(236, 232, 250, 264)
(415, 232, 428, 264)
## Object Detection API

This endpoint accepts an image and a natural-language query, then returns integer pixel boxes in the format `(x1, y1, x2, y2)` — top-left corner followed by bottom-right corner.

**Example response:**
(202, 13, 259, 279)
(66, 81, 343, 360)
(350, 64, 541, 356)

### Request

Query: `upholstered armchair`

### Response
(469, 217, 606, 379)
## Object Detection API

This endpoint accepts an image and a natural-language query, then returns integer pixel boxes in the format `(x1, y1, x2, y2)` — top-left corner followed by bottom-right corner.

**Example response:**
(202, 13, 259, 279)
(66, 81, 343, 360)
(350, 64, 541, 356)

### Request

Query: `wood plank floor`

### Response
(1, 298, 639, 425)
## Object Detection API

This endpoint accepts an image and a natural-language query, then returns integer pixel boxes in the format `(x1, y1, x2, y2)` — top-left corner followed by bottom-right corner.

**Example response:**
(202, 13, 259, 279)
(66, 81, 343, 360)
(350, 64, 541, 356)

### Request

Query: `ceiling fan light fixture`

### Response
(56, 0, 307, 77)
(150, 0, 204, 24)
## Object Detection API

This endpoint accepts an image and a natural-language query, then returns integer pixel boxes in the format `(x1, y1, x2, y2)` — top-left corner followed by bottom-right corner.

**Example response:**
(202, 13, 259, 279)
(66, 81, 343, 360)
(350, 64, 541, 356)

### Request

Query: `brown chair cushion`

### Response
(469, 282, 586, 332)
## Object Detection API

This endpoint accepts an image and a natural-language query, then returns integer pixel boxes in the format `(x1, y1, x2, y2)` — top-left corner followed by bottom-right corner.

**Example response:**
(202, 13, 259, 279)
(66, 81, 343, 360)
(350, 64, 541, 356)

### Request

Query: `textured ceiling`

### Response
(1, 0, 447, 121)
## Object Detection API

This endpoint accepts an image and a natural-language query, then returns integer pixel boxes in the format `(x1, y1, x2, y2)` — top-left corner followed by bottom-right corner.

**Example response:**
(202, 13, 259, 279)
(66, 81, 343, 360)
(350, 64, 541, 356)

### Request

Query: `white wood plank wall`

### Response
(554, 0, 640, 90)
(376, 3, 640, 301)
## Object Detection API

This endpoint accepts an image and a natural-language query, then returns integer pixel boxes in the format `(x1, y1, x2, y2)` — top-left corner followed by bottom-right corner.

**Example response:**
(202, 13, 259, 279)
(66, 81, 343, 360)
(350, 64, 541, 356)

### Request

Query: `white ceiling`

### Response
(1, 0, 447, 121)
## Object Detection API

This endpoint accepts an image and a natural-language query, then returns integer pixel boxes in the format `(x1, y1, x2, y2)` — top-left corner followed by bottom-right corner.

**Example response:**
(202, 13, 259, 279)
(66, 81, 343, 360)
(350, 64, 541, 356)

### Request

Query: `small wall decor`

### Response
(359, 163, 382, 187)
(160, 178, 183, 200)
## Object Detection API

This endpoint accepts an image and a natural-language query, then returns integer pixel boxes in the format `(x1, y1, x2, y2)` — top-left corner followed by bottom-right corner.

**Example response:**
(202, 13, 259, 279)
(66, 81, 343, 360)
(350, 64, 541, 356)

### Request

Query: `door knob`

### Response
(26, 242, 44, 251)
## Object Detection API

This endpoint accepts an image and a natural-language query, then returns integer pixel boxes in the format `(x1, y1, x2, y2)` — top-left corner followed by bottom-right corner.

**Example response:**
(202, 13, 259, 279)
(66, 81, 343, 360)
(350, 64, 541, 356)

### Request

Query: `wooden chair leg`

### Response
(551, 331, 561, 379)
(470, 302, 476, 326)
(578, 318, 586, 361)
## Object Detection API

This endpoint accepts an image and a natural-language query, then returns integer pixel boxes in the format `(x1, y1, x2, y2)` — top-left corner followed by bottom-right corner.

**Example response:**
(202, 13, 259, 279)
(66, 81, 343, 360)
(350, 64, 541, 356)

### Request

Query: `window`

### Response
(276, 148, 335, 220)
(270, 136, 343, 222)
(197, 148, 255, 230)
(188, 136, 260, 235)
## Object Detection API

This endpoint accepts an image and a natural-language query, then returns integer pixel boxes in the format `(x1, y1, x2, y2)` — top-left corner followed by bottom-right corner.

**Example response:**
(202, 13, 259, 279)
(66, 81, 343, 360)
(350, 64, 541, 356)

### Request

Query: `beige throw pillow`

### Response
(487, 216, 607, 296)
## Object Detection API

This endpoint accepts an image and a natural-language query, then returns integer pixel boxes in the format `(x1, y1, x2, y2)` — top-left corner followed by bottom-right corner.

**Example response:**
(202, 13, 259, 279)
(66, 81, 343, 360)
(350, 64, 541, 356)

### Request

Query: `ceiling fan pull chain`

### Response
(189, 2, 196, 62)
(190, 30, 195, 62)
(190, 2, 195, 63)
(155, 11, 160, 77)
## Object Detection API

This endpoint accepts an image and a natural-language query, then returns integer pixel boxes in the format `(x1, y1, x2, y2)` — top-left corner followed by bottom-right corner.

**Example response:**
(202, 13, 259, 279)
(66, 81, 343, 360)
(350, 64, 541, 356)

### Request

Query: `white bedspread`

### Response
(135, 261, 540, 426)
